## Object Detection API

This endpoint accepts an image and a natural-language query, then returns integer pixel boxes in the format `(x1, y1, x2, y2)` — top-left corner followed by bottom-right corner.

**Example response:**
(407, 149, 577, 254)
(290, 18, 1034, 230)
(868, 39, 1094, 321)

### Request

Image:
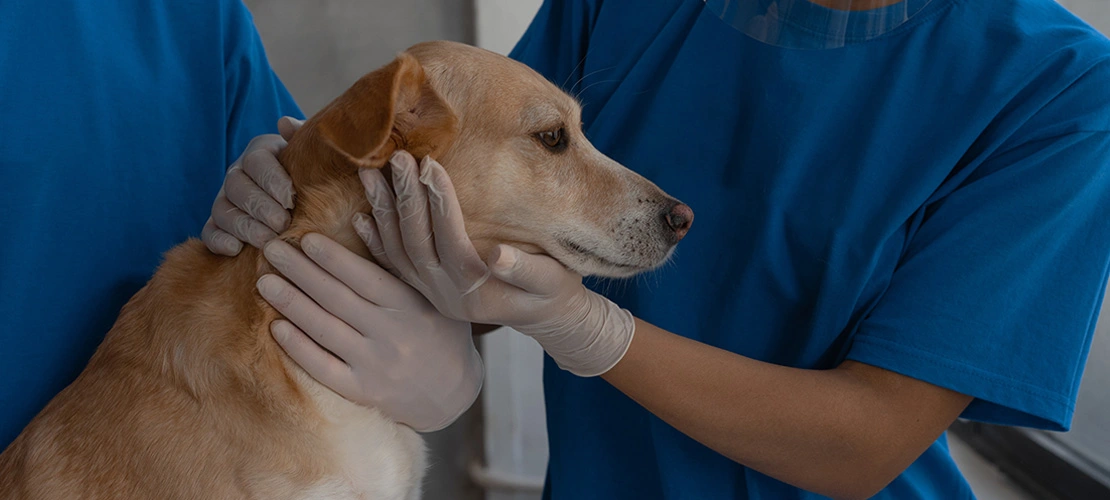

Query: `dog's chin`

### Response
(549, 238, 675, 279)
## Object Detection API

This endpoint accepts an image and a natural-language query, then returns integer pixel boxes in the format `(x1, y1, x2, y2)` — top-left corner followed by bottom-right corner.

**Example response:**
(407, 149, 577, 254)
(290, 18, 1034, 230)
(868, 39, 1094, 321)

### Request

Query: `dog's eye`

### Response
(536, 128, 567, 152)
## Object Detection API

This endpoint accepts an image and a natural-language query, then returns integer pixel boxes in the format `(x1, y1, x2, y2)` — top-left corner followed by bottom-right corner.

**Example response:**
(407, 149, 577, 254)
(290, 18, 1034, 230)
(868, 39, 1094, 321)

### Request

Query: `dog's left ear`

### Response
(315, 52, 458, 168)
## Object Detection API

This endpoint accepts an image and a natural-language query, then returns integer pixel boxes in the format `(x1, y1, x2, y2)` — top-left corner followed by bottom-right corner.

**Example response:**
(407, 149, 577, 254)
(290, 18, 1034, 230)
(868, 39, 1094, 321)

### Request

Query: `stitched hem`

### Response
(848, 334, 1075, 431)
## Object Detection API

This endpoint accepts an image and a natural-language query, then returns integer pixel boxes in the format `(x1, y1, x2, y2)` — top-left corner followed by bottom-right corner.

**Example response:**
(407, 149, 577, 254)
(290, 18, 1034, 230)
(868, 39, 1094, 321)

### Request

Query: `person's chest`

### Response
(0, 2, 230, 240)
(0, 1, 240, 449)
(572, 1, 999, 367)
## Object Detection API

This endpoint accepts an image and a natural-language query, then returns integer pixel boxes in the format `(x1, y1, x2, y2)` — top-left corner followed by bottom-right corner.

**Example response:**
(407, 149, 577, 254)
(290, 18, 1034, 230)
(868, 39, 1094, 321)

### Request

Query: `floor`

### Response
(949, 436, 1037, 500)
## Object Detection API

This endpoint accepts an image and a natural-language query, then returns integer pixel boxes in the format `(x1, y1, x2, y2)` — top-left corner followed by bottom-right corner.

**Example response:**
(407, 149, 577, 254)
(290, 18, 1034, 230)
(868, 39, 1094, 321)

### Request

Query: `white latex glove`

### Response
(257, 234, 484, 432)
(357, 151, 635, 377)
(202, 117, 303, 256)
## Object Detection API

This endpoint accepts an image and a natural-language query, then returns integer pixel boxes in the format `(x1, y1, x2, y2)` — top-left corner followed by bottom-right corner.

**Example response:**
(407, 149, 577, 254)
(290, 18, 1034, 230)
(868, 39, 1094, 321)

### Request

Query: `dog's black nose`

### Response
(664, 203, 694, 241)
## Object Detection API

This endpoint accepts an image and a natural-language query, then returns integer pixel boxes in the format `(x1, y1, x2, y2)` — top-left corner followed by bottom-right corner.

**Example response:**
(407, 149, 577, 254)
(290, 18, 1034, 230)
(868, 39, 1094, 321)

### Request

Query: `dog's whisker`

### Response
(569, 65, 616, 95)
(561, 54, 589, 90)
(574, 78, 621, 100)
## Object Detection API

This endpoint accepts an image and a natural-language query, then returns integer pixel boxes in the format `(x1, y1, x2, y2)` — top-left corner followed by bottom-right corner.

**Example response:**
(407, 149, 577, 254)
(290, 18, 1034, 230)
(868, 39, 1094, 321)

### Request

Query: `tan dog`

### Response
(0, 41, 692, 499)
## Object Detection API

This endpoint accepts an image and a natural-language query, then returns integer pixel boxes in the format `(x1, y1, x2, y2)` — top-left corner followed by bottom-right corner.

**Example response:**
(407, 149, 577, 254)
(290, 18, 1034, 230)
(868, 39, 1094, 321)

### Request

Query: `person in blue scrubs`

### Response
(503, 0, 1110, 496)
(0, 1, 302, 448)
(237, 0, 1110, 498)
(6, 0, 1101, 495)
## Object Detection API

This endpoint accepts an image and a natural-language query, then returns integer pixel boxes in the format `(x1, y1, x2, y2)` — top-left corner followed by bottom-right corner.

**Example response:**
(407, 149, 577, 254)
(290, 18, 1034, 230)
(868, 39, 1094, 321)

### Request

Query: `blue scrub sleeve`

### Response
(848, 129, 1110, 431)
(222, 1, 303, 166)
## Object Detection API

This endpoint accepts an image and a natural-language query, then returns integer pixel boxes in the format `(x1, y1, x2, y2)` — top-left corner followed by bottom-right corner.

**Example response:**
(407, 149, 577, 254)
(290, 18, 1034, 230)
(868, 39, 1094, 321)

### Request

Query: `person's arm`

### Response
(352, 152, 971, 498)
(605, 319, 970, 499)
(353, 132, 1110, 496)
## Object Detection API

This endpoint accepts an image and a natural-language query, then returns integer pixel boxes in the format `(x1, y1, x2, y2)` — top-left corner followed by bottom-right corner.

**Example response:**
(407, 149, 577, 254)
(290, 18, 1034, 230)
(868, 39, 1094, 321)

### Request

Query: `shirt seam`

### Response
(849, 334, 1076, 410)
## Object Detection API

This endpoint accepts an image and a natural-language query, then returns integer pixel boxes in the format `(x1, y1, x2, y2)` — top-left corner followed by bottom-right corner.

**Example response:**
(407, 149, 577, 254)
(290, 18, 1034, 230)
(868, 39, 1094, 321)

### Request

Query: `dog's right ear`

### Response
(315, 53, 458, 168)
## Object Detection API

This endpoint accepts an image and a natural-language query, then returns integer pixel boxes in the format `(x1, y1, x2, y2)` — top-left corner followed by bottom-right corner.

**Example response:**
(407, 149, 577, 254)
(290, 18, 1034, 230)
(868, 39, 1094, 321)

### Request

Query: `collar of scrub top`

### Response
(704, 0, 934, 49)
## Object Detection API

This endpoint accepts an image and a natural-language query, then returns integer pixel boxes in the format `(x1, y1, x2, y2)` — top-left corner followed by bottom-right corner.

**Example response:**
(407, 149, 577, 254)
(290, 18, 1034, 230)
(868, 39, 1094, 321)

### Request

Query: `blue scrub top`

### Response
(511, 0, 1110, 498)
(0, 1, 302, 447)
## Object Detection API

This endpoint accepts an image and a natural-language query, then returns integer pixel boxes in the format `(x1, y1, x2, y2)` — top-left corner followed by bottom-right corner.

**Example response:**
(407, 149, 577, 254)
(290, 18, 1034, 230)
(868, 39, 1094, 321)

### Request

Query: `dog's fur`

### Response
(0, 41, 691, 499)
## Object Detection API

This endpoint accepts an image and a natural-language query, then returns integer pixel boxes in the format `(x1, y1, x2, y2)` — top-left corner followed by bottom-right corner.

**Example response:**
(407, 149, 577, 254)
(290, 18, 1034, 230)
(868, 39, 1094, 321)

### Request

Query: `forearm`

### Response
(601, 319, 970, 499)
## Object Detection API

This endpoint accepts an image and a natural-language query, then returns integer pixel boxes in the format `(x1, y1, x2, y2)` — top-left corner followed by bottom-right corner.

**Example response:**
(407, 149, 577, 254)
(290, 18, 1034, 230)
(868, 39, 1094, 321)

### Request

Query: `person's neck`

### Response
(808, 0, 905, 11)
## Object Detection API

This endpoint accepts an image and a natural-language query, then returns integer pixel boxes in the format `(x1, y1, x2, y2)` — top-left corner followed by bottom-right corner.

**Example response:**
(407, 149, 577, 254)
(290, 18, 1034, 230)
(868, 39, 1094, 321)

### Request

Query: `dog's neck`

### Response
(100, 126, 377, 405)
(272, 124, 376, 261)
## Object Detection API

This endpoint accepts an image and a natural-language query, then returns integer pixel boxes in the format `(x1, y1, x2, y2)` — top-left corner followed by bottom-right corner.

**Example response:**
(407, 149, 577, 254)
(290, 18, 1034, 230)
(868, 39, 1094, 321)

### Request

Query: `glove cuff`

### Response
(544, 293, 636, 378)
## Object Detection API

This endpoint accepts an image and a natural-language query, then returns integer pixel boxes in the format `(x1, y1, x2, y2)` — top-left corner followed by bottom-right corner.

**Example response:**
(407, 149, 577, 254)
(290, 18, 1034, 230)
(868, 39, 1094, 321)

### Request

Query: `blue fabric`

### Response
(510, 0, 1110, 498)
(0, 1, 302, 448)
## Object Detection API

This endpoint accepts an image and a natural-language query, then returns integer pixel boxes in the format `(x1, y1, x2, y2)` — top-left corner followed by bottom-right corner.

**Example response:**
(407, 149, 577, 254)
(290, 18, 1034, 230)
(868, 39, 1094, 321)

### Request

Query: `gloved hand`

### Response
(202, 116, 303, 256)
(357, 151, 635, 377)
(257, 234, 484, 433)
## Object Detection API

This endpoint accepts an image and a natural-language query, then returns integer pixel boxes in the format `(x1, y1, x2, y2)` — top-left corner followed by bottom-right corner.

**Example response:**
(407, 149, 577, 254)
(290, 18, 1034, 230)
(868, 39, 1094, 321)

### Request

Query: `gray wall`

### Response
(241, 2, 483, 499)
(1059, 0, 1110, 36)
(245, 0, 474, 115)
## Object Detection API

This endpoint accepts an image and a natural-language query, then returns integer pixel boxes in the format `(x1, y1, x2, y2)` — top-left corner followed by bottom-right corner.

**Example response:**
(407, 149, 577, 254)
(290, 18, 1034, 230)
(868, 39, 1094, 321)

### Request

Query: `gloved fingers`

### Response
(300, 232, 425, 310)
(270, 319, 360, 399)
(263, 240, 387, 330)
(224, 164, 291, 232)
(389, 152, 440, 271)
(418, 157, 491, 293)
(487, 244, 573, 296)
(212, 189, 278, 249)
(241, 144, 296, 213)
(257, 273, 362, 354)
(352, 212, 398, 276)
(201, 217, 243, 256)
(350, 213, 446, 309)
(277, 116, 304, 142)
(360, 167, 420, 280)
(240, 134, 296, 210)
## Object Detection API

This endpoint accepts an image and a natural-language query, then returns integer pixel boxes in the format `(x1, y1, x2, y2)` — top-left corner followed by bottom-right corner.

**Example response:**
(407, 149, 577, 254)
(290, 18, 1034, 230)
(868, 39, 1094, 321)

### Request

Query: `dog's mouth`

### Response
(557, 238, 653, 276)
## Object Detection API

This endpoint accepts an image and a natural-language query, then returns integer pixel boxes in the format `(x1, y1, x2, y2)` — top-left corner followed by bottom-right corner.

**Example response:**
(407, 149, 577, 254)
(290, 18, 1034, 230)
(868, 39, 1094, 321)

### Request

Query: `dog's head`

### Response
(288, 41, 692, 278)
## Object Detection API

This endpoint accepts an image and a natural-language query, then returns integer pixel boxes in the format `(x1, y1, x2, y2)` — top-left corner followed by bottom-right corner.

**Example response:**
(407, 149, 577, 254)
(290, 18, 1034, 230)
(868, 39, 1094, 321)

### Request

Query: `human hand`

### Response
(357, 151, 635, 377)
(257, 234, 483, 432)
(202, 116, 303, 255)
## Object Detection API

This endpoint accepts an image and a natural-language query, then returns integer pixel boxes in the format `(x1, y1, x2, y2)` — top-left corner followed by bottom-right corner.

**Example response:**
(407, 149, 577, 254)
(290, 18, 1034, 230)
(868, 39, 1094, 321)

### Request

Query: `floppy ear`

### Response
(315, 53, 458, 168)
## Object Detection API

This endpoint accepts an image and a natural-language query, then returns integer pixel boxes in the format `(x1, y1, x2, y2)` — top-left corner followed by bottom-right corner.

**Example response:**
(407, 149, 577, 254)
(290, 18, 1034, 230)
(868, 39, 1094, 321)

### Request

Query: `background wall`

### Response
(1059, 0, 1110, 36)
(244, 0, 474, 115)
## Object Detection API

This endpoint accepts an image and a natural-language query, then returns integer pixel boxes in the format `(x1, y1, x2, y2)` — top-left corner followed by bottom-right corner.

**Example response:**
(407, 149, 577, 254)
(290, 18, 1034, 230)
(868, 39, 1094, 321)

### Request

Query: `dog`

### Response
(0, 40, 693, 499)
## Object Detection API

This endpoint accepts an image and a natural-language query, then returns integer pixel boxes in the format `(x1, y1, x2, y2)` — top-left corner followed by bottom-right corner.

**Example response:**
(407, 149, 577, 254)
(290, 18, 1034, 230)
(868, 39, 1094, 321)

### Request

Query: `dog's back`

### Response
(0, 48, 445, 500)
(0, 241, 424, 499)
